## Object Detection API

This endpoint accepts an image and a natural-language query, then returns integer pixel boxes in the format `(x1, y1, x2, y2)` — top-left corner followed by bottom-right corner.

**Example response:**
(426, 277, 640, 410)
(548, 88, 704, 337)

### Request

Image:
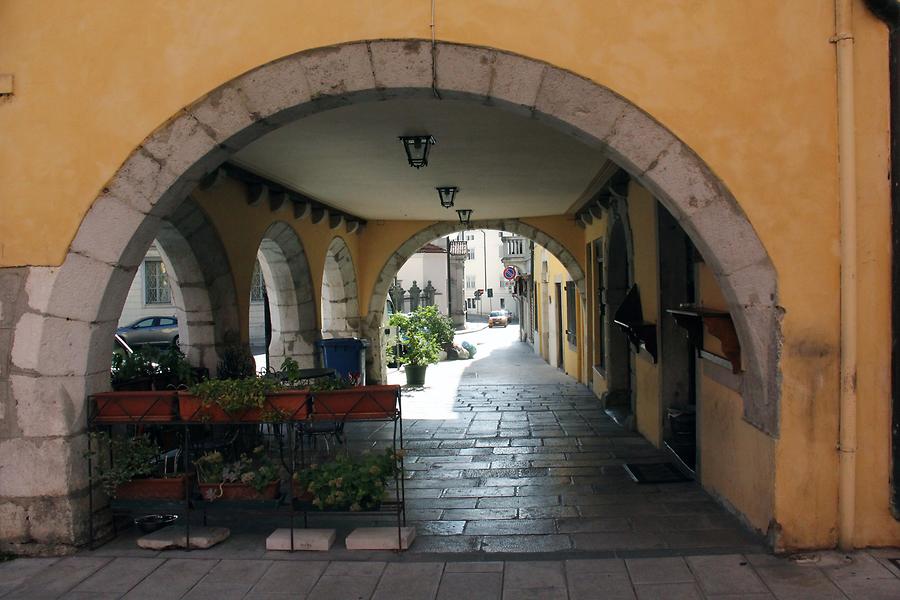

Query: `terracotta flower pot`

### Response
(115, 475, 189, 501)
(93, 391, 177, 423)
(311, 385, 399, 420)
(178, 391, 310, 422)
(198, 480, 280, 502)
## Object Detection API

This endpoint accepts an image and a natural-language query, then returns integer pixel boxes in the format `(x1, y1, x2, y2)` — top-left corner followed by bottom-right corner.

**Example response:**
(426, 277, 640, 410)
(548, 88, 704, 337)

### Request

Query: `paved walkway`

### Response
(3, 328, 899, 598)
(2, 552, 900, 599)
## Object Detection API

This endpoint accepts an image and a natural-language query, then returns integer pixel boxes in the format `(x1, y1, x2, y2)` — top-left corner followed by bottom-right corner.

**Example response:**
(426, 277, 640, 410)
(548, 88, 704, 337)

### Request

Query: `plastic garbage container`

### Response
(316, 338, 369, 385)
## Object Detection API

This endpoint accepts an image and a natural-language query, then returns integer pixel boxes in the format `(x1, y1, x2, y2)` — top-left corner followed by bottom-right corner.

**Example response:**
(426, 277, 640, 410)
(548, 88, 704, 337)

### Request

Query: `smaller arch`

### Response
(361, 219, 586, 383)
(254, 222, 318, 369)
(321, 236, 361, 339)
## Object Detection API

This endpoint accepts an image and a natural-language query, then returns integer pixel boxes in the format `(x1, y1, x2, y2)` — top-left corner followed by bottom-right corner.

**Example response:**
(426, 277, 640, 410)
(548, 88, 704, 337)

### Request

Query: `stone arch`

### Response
(360, 219, 586, 382)
(254, 222, 318, 369)
(151, 197, 241, 372)
(2, 38, 782, 551)
(321, 236, 360, 339)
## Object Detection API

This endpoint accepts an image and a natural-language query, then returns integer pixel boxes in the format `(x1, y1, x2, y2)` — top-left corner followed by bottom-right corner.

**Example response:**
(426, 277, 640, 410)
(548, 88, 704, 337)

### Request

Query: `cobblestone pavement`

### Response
(3, 551, 900, 599)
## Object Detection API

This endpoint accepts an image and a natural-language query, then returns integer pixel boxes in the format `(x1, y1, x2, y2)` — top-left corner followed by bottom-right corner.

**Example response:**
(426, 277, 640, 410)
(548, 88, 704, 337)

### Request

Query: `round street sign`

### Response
(503, 266, 517, 280)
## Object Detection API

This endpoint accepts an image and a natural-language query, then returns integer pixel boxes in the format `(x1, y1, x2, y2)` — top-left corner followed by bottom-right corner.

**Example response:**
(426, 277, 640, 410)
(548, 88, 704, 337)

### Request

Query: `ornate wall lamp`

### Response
(398, 135, 436, 168)
(436, 186, 458, 208)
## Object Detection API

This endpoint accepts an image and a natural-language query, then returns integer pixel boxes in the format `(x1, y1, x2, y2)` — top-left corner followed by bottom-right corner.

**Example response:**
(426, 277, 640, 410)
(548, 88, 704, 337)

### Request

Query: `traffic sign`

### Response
(503, 266, 517, 280)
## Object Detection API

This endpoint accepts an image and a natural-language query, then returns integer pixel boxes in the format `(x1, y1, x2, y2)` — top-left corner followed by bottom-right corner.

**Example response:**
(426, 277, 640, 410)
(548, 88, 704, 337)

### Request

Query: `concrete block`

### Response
(345, 526, 416, 551)
(234, 55, 312, 124)
(9, 374, 96, 437)
(0, 435, 88, 496)
(534, 69, 627, 143)
(605, 106, 679, 174)
(299, 43, 375, 98)
(141, 111, 219, 183)
(103, 150, 168, 215)
(137, 526, 230, 550)
(370, 40, 431, 89)
(189, 84, 257, 146)
(265, 528, 335, 551)
(70, 195, 152, 267)
(435, 44, 494, 97)
(490, 51, 546, 109)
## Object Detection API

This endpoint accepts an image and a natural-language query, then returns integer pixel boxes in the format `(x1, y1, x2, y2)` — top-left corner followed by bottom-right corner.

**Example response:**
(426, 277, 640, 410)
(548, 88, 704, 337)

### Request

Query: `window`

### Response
(466, 234, 474, 241)
(467, 249, 476, 260)
(566, 281, 577, 346)
(158, 317, 176, 326)
(500, 298, 505, 309)
(466, 275, 476, 289)
(144, 260, 171, 304)
(132, 317, 156, 329)
(250, 261, 266, 302)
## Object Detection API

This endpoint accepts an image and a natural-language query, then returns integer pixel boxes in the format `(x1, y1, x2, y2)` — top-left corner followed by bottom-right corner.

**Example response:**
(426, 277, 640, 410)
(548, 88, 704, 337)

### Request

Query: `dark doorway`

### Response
(555, 282, 564, 370)
(605, 214, 633, 423)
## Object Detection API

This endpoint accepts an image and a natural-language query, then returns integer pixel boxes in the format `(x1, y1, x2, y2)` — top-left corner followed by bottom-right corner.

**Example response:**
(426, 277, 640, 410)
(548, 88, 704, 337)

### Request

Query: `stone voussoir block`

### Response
(141, 111, 220, 182)
(534, 68, 627, 143)
(188, 84, 258, 147)
(370, 40, 432, 89)
(233, 54, 312, 124)
(299, 43, 376, 99)
(435, 44, 494, 97)
(604, 106, 680, 174)
(70, 194, 153, 267)
(489, 51, 547, 109)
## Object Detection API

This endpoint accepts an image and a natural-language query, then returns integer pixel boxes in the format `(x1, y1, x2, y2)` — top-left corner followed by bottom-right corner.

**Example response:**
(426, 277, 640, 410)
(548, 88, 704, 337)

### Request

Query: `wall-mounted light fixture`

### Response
(436, 186, 458, 208)
(398, 135, 436, 168)
(456, 208, 474, 228)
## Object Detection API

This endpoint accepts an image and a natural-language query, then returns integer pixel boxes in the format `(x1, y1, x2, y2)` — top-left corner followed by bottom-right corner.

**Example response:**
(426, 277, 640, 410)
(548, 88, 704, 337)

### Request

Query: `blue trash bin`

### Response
(316, 338, 369, 385)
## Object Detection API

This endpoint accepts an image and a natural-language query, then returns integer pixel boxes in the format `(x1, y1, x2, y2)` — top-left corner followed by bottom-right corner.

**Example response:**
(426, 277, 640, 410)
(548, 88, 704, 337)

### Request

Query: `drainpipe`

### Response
(834, 0, 858, 552)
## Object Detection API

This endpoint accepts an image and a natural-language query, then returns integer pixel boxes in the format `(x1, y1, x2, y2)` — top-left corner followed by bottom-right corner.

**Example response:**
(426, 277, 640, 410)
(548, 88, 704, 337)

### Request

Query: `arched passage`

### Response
(321, 236, 360, 339)
(3, 39, 780, 551)
(253, 222, 318, 370)
(361, 219, 586, 383)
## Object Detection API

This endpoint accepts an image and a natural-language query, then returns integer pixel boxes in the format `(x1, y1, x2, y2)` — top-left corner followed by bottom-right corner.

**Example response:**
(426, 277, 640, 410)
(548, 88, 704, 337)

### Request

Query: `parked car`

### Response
(116, 316, 179, 347)
(488, 310, 509, 328)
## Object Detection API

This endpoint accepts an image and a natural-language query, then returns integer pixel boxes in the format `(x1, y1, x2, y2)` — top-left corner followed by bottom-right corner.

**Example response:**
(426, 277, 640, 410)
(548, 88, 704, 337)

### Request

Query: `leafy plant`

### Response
(402, 330, 440, 366)
(111, 348, 157, 388)
(194, 446, 279, 496)
(89, 433, 164, 497)
(188, 377, 280, 414)
(265, 357, 352, 391)
(217, 332, 256, 380)
(407, 305, 454, 347)
(293, 449, 401, 511)
(155, 344, 197, 387)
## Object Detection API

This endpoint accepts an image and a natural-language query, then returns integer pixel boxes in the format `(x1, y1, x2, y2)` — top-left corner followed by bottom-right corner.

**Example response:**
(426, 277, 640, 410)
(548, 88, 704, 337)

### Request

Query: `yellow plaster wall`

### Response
(628, 184, 662, 447)
(696, 262, 776, 533)
(0, 0, 896, 548)
(532, 245, 581, 379)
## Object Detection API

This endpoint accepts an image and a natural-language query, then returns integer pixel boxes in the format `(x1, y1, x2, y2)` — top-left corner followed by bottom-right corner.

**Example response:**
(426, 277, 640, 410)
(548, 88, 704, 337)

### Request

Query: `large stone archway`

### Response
(1, 39, 779, 551)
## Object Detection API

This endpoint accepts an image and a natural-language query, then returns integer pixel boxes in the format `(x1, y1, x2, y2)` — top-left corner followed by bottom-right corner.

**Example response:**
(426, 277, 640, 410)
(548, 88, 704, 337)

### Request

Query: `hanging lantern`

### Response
(436, 186, 458, 208)
(456, 208, 474, 228)
(398, 135, 436, 168)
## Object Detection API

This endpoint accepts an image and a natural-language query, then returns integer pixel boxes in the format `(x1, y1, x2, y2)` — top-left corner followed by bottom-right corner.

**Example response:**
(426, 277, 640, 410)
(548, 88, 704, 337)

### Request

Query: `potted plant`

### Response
(389, 307, 444, 386)
(91, 433, 188, 501)
(194, 447, 280, 501)
(292, 449, 401, 511)
(179, 377, 296, 422)
(95, 345, 199, 423)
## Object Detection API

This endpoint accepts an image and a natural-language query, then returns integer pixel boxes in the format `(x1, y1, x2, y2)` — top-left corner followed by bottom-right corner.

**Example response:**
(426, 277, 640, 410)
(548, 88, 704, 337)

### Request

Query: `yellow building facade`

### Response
(0, 0, 897, 554)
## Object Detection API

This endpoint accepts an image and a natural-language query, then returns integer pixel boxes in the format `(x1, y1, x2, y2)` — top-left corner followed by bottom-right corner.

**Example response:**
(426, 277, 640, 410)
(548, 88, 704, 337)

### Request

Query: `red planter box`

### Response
(93, 391, 177, 423)
(115, 475, 189, 501)
(198, 481, 280, 502)
(177, 391, 309, 422)
(311, 385, 399, 420)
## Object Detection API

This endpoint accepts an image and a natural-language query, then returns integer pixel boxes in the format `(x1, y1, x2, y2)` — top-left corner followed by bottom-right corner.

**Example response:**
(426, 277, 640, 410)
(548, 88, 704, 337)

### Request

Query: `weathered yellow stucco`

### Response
(1, 0, 898, 550)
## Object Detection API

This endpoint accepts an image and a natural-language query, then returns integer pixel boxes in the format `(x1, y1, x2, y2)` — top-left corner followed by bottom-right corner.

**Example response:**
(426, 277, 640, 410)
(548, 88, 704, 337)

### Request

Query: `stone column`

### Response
(449, 254, 466, 329)
(408, 281, 421, 311)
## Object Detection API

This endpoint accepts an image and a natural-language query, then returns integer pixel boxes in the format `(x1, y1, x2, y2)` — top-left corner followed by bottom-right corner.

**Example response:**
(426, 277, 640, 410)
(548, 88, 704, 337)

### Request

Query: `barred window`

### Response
(466, 275, 476, 289)
(144, 260, 171, 305)
(250, 262, 266, 302)
(467, 249, 476, 260)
